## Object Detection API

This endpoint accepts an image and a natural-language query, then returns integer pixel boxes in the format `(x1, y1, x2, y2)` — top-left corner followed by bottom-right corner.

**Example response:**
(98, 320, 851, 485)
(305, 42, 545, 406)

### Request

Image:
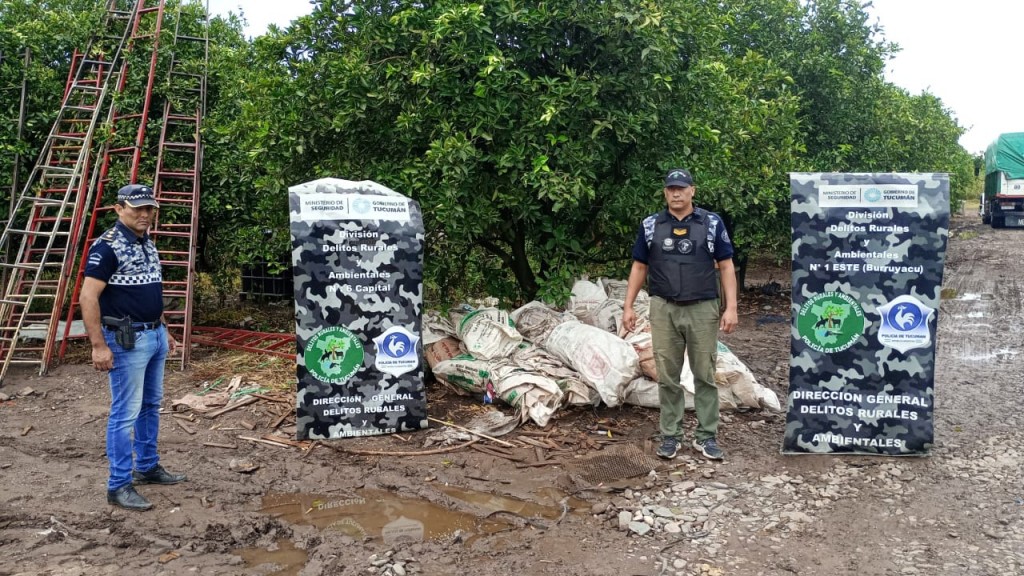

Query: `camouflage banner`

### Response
(290, 178, 428, 440)
(783, 173, 949, 455)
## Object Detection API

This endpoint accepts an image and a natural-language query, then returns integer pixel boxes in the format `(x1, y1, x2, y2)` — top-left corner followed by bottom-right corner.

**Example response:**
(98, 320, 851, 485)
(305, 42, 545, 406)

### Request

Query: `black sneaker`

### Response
(692, 438, 724, 460)
(656, 437, 680, 459)
(133, 464, 187, 485)
(107, 485, 153, 511)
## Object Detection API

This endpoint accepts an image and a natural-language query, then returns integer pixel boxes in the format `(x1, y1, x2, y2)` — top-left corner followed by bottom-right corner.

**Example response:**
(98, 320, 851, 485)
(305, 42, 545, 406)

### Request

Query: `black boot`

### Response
(107, 485, 153, 511)
(133, 464, 188, 485)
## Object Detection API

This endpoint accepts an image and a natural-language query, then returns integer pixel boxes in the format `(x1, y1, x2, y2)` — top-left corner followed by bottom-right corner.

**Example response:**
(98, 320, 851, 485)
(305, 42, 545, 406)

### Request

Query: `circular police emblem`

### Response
(661, 238, 675, 251)
(876, 295, 934, 353)
(796, 292, 865, 354)
(885, 301, 923, 332)
(864, 188, 882, 203)
(380, 331, 412, 358)
(353, 198, 372, 214)
(304, 326, 364, 384)
(677, 239, 694, 254)
(372, 326, 420, 376)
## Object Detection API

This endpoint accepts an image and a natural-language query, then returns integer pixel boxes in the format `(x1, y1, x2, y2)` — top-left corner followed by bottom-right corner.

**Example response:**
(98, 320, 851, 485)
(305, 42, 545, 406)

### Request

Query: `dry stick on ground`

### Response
(173, 418, 196, 435)
(270, 410, 291, 430)
(204, 396, 259, 419)
(514, 461, 561, 469)
(203, 441, 237, 449)
(427, 416, 516, 447)
(517, 429, 557, 438)
(239, 435, 296, 449)
(324, 438, 480, 457)
(465, 474, 512, 484)
(469, 444, 525, 462)
(251, 393, 289, 403)
(517, 435, 552, 450)
(301, 441, 319, 459)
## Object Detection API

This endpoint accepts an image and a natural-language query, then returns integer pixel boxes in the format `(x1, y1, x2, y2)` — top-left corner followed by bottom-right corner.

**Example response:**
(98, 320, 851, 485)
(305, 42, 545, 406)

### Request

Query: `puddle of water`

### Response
(960, 348, 1018, 362)
(260, 486, 577, 546)
(234, 538, 306, 576)
(439, 485, 587, 519)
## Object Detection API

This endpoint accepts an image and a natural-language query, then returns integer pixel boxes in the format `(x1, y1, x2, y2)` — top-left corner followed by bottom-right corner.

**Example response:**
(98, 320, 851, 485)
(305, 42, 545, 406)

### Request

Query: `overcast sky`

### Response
(207, 0, 1022, 155)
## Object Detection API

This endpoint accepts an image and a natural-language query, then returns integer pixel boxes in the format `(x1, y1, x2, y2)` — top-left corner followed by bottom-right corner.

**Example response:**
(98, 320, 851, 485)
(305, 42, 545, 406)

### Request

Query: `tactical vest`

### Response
(647, 213, 719, 302)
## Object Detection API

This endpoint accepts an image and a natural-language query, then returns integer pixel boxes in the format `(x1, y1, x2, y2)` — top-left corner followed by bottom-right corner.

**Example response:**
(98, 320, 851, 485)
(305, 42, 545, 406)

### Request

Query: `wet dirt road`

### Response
(0, 212, 1022, 576)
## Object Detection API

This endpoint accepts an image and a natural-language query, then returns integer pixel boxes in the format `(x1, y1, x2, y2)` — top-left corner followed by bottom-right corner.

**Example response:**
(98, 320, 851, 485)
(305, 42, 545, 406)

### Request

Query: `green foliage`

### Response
(214, 0, 806, 302)
(0, 0, 105, 222)
(2, 0, 981, 304)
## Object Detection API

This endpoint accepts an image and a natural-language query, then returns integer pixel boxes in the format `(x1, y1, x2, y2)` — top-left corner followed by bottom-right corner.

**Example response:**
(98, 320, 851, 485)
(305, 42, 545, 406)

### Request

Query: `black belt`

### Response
(667, 298, 708, 307)
(104, 321, 162, 331)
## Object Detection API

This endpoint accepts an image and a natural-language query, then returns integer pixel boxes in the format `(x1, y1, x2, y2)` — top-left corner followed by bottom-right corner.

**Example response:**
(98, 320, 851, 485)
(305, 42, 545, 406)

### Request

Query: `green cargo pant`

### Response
(649, 296, 720, 442)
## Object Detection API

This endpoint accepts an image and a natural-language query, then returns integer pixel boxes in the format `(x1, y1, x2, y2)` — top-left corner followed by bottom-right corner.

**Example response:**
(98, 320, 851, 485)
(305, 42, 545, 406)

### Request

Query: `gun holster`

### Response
(103, 315, 136, 351)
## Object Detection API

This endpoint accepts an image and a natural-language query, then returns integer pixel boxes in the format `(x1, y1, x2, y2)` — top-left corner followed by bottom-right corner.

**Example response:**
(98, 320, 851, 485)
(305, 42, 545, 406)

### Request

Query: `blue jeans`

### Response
(104, 324, 168, 491)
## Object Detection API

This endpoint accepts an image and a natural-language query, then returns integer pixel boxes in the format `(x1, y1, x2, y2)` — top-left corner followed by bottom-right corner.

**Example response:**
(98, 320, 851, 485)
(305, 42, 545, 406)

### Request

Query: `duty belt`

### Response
(103, 321, 161, 331)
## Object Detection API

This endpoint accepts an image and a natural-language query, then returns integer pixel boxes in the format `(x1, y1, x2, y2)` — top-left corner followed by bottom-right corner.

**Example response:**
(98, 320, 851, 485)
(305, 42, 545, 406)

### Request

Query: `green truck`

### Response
(981, 133, 1024, 228)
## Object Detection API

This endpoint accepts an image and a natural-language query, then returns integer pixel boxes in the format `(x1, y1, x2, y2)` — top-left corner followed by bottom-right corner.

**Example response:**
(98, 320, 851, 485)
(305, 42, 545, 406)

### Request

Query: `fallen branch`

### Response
(514, 461, 561, 469)
(270, 410, 291, 430)
(470, 444, 525, 462)
(465, 474, 512, 484)
(428, 416, 515, 447)
(204, 396, 258, 419)
(173, 419, 196, 435)
(517, 435, 552, 450)
(251, 393, 290, 404)
(239, 435, 295, 449)
(324, 438, 479, 457)
(258, 434, 308, 449)
(203, 441, 237, 449)
(301, 441, 319, 459)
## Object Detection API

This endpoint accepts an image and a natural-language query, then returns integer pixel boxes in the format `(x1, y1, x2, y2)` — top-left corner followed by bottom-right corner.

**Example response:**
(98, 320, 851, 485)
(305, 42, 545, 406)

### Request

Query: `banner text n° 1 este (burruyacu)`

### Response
(784, 173, 949, 455)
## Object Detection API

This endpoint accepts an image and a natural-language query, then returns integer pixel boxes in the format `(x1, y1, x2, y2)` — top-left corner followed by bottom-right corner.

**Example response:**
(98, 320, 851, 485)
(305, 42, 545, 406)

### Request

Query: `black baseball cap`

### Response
(664, 169, 694, 188)
(117, 184, 158, 208)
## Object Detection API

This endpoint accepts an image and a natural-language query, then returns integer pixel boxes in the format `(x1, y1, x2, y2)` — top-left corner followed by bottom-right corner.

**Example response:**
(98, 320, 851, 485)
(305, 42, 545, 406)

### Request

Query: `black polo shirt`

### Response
(84, 221, 164, 323)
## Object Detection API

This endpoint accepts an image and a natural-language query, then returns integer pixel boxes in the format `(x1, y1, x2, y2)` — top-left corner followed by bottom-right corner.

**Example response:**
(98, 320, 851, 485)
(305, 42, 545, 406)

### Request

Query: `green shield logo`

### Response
(797, 292, 865, 354)
(304, 327, 364, 384)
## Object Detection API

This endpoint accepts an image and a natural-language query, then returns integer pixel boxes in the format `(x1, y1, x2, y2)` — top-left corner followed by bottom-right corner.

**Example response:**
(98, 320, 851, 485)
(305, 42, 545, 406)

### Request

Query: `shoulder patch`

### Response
(99, 228, 117, 243)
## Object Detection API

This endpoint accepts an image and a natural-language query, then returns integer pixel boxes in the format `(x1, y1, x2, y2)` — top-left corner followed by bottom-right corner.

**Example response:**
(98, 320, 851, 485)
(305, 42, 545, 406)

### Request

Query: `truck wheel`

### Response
(982, 212, 991, 224)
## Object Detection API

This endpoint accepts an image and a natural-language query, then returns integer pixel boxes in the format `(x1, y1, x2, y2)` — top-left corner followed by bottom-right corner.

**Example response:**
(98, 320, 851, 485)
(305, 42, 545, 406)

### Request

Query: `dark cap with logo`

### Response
(664, 168, 694, 188)
(117, 184, 158, 208)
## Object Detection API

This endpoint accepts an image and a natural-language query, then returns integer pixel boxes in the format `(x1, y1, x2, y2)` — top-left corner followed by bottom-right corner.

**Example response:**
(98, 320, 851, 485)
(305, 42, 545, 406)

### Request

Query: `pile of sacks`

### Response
(424, 279, 781, 428)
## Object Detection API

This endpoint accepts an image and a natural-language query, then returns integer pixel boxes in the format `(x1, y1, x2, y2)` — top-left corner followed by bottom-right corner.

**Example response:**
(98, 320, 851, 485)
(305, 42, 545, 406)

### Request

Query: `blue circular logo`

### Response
(381, 332, 412, 358)
(864, 188, 882, 203)
(886, 302, 923, 332)
(353, 198, 372, 214)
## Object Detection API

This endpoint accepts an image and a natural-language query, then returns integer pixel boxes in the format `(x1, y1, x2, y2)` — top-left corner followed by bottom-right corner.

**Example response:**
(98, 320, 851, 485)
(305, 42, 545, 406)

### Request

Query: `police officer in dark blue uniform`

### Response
(80, 184, 187, 511)
(623, 169, 738, 461)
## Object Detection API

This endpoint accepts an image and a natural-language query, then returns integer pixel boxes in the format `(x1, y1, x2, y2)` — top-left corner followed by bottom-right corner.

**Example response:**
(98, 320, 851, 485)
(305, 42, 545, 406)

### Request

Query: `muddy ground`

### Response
(1, 211, 1022, 576)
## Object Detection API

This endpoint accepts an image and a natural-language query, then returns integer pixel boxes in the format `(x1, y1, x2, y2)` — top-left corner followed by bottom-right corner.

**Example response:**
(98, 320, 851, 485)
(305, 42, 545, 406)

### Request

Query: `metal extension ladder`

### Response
(149, 0, 210, 368)
(60, 0, 168, 361)
(0, 1, 138, 384)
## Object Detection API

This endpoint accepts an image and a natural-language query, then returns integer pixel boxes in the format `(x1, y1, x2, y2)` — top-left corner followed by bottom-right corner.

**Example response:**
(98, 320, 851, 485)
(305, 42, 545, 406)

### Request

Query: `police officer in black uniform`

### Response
(81, 184, 187, 510)
(622, 169, 738, 460)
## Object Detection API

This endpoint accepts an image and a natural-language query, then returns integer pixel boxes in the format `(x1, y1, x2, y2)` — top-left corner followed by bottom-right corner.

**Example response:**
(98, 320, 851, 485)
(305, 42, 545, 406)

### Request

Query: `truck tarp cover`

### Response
(984, 133, 1024, 179)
